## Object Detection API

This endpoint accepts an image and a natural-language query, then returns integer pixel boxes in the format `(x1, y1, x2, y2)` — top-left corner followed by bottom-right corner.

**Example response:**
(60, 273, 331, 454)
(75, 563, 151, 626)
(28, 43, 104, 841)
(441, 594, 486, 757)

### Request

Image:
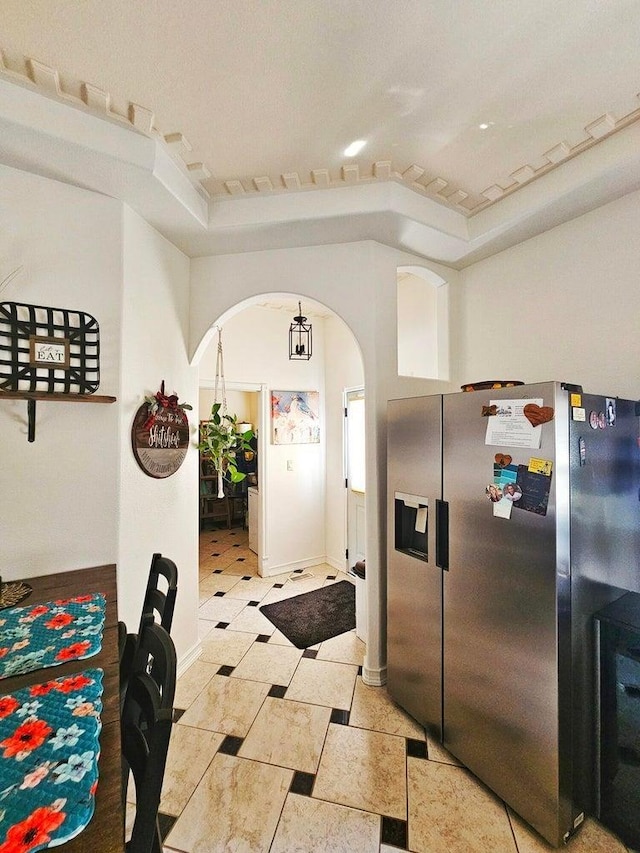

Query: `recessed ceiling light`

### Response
(478, 123, 490, 130)
(344, 139, 366, 157)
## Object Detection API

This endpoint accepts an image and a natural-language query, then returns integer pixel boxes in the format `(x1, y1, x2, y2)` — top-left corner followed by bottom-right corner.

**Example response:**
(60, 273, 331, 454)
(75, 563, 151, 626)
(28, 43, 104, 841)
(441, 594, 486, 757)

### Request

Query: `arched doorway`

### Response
(194, 292, 365, 638)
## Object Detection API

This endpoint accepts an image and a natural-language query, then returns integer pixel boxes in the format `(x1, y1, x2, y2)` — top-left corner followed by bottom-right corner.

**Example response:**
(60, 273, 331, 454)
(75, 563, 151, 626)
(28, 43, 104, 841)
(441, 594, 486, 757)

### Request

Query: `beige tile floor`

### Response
(148, 526, 633, 853)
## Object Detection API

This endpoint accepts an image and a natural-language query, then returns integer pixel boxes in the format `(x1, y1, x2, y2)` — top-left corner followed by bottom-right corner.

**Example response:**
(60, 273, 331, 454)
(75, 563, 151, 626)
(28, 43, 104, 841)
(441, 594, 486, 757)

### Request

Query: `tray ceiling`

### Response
(2, 0, 640, 218)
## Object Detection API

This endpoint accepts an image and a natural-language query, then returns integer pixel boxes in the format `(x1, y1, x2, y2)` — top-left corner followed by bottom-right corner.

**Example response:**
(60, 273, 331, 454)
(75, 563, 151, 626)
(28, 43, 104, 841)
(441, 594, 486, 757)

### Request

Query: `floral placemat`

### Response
(0, 668, 103, 853)
(0, 595, 105, 680)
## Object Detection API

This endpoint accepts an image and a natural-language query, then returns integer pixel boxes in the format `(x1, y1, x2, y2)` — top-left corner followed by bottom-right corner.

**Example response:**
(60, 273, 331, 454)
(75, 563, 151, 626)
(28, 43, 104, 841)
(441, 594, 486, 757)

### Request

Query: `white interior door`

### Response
(345, 388, 366, 569)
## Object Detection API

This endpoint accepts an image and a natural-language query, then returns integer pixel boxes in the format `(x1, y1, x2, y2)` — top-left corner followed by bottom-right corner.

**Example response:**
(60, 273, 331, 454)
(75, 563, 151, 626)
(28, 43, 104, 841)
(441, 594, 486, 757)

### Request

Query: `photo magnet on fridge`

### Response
(606, 398, 616, 426)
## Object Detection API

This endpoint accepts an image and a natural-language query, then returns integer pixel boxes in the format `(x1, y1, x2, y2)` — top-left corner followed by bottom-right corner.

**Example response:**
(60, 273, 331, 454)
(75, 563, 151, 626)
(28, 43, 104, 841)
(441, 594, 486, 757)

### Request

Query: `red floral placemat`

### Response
(0, 668, 103, 852)
(0, 595, 105, 680)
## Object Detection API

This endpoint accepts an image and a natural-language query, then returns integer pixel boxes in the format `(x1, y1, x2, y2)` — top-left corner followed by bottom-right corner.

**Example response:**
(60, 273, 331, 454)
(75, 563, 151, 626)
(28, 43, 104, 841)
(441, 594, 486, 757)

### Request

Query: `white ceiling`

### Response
(2, 0, 640, 265)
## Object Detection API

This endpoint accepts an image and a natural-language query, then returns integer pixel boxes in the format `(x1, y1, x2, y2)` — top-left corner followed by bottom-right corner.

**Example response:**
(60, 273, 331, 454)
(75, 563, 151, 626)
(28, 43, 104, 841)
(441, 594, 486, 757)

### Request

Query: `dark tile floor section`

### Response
(158, 812, 177, 841)
(219, 735, 243, 756)
(302, 649, 318, 659)
(217, 665, 234, 676)
(290, 770, 315, 797)
(407, 738, 428, 759)
(381, 815, 408, 849)
(268, 684, 287, 698)
(330, 708, 350, 725)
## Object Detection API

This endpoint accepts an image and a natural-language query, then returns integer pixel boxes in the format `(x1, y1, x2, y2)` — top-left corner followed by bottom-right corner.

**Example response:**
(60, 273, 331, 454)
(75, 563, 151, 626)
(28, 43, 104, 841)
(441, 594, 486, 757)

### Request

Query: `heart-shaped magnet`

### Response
(495, 453, 513, 468)
(523, 404, 554, 427)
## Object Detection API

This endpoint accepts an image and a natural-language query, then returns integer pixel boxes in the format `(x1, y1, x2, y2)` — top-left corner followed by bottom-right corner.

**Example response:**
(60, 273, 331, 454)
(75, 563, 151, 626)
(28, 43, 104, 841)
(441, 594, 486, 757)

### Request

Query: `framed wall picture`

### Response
(271, 390, 320, 444)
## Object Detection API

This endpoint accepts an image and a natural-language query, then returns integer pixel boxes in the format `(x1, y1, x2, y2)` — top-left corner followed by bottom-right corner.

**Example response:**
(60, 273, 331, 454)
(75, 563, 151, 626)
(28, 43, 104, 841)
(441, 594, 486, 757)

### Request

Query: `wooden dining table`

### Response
(0, 564, 124, 853)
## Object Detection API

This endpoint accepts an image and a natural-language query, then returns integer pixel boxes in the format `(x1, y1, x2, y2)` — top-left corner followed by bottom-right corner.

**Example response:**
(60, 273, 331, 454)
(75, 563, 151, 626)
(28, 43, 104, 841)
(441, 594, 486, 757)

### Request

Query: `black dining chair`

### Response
(119, 554, 179, 708)
(121, 618, 176, 853)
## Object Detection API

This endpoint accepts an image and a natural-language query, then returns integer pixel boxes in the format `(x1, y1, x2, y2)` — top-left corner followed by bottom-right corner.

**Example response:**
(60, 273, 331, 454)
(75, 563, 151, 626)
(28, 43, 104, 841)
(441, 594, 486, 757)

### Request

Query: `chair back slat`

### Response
(142, 554, 178, 634)
(120, 553, 179, 712)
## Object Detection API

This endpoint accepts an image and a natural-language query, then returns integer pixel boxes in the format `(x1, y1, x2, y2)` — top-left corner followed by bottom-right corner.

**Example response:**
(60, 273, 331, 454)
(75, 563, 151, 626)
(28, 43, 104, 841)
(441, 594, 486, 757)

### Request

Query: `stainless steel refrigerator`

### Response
(387, 381, 640, 847)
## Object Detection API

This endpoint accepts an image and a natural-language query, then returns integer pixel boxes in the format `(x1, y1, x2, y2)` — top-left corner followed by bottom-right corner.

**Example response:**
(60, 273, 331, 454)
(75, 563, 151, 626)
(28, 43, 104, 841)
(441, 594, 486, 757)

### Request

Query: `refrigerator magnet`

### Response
(503, 483, 523, 502)
(528, 458, 553, 476)
(494, 453, 513, 467)
(513, 465, 552, 516)
(598, 412, 606, 429)
(606, 398, 616, 426)
(486, 484, 503, 502)
(589, 411, 599, 430)
(572, 407, 586, 422)
(523, 403, 554, 427)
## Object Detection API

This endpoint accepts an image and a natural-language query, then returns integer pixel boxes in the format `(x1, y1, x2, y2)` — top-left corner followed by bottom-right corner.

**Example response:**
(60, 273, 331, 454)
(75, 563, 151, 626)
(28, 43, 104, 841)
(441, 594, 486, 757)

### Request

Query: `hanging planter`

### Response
(199, 402, 253, 497)
(198, 328, 253, 498)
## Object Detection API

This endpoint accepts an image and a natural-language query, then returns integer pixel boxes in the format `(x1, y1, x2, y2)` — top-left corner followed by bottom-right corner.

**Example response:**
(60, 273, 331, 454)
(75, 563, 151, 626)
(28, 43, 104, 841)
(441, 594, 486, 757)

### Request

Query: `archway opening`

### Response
(194, 291, 367, 640)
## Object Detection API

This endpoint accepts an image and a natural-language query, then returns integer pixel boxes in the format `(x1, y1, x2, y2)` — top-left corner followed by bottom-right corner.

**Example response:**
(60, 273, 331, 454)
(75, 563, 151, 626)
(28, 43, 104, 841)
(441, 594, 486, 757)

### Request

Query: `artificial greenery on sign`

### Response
(199, 402, 254, 497)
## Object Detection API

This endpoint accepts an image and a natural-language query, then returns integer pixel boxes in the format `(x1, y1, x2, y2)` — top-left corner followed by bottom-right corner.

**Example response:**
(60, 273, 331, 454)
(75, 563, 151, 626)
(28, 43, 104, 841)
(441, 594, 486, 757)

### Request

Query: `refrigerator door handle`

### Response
(435, 499, 449, 571)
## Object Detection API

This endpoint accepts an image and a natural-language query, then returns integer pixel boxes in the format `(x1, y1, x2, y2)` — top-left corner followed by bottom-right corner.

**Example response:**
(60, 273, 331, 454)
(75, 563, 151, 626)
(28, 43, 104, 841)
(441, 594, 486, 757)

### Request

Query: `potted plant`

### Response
(199, 402, 254, 498)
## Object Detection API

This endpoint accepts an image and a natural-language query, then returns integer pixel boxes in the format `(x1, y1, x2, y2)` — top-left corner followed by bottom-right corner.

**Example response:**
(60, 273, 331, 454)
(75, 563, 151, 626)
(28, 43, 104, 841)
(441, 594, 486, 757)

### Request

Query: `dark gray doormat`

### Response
(259, 580, 356, 648)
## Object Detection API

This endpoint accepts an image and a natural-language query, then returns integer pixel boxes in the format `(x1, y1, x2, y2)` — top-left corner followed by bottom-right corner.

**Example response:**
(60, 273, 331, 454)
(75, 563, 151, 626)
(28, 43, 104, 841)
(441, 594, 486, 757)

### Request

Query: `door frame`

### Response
(344, 385, 365, 572)
(198, 379, 268, 573)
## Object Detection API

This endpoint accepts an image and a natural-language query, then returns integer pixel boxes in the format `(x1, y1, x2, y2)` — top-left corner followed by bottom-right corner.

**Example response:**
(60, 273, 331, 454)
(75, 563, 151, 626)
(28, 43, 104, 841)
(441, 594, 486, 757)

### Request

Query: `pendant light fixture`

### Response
(289, 301, 312, 360)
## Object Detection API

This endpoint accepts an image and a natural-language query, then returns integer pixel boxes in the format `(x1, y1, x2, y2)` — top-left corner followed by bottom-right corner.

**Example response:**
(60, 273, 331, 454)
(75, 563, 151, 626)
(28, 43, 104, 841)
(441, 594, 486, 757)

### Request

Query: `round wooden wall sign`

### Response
(131, 390, 190, 479)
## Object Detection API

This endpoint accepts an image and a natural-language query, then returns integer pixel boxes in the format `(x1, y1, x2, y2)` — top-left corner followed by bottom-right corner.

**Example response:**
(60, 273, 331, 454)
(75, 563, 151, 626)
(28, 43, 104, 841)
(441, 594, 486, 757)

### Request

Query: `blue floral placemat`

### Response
(0, 595, 105, 680)
(0, 668, 103, 852)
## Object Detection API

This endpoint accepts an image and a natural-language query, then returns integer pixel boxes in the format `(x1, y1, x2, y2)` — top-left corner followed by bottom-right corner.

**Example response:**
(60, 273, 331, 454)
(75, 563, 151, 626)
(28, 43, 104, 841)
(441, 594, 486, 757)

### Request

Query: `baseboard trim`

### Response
(260, 555, 327, 578)
(177, 639, 202, 678)
(325, 555, 347, 572)
(363, 663, 387, 687)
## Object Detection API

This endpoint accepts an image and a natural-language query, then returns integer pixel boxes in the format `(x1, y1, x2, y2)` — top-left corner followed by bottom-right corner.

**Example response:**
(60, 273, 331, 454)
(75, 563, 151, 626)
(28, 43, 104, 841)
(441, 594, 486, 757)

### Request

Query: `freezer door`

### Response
(442, 382, 571, 847)
(387, 395, 443, 736)
(569, 394, 640, 814)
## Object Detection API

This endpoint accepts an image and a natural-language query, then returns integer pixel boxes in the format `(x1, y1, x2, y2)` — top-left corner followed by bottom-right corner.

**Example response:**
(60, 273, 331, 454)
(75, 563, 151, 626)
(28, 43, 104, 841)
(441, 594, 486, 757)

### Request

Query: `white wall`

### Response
(0, 165, 122, 577)
(119, 207, 198, 663)
(324, 315, 364, 568)
(0, 167, 199, 667)
(458, 188, 640, 400)
(198, 304, 327, 574)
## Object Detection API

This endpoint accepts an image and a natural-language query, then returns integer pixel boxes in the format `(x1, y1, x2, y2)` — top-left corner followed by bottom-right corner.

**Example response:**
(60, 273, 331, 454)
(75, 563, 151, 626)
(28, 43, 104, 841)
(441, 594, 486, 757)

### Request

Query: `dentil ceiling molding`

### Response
(2, 45, 640, 219)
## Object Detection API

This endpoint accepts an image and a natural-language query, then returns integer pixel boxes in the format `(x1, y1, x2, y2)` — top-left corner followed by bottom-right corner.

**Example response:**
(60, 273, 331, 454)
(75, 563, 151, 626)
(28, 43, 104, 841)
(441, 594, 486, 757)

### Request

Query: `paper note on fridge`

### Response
(493, 497, 513, 519)
(484, 399, 543, 449)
